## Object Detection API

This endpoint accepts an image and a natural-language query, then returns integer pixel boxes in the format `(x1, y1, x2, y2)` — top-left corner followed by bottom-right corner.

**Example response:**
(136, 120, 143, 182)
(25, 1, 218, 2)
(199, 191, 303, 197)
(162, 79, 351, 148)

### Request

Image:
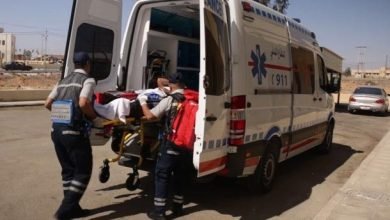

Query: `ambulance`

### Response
(64, 0, 340, 192)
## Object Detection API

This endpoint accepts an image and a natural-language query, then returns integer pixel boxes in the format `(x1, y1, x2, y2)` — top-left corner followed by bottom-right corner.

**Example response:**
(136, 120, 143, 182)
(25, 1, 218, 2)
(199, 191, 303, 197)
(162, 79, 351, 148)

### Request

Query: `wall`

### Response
(0, 90, 51, 101)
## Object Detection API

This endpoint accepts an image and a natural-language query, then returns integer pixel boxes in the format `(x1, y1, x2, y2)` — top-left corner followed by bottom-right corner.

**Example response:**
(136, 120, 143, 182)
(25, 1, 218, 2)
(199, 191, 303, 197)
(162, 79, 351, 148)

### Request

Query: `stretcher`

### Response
(98, 117, 162, 191)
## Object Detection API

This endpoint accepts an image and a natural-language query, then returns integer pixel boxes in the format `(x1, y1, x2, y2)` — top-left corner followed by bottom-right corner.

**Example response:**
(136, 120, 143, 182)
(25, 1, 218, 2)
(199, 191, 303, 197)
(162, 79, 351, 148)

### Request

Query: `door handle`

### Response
(319, 97, 322, 101)
(205, 116, 217, 122)
(313, 97, 317, 101)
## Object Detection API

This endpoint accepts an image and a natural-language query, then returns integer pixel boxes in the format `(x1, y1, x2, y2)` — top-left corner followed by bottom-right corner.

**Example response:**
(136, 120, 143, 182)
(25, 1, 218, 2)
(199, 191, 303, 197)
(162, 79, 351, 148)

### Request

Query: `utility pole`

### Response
(356, 46, 367, 77)
(44, 28, 48, 71)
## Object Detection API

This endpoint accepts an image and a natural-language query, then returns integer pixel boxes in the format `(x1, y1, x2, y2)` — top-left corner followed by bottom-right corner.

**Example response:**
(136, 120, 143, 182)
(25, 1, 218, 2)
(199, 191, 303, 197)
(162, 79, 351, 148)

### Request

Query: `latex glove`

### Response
(92, 117, 106, 128)
(137, 94, 148, 106)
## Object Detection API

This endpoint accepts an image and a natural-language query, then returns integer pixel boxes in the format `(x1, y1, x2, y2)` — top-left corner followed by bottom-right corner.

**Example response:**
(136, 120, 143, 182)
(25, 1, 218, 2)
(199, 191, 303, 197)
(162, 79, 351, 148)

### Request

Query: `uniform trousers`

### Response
(153, 140, 193, 214)
(51, 124, 93, 216)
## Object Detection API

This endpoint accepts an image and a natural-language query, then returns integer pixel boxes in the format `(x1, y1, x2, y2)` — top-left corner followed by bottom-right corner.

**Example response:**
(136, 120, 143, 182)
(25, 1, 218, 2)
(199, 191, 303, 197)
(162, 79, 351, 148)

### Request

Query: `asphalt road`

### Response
(0, 105, 389, 220)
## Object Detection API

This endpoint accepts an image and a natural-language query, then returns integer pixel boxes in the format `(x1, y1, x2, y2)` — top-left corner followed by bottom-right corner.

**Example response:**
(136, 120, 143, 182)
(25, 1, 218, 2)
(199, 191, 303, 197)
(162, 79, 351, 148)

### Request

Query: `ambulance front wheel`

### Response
(99, 163, 110, 183)
(317, 121, 334, 154)
(247, 140, 280, 194)
(126, 173, 140, 191)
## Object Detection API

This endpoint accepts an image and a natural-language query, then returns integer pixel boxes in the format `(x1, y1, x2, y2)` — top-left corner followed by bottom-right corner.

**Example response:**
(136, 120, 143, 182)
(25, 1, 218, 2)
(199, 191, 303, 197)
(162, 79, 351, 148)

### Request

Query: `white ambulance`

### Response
(64, 0, 340, 192)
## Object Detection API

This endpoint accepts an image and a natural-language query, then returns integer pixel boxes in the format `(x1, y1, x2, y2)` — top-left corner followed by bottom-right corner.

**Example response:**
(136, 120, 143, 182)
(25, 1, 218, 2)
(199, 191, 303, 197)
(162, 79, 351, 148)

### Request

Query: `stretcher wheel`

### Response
(125, 173, 140, 191)
(99, 163, 110, 183)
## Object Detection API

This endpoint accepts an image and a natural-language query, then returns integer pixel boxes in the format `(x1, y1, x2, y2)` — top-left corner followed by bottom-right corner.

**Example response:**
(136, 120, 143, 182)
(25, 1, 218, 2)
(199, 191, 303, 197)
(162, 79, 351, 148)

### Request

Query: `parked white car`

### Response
(348, 86, 389, 115)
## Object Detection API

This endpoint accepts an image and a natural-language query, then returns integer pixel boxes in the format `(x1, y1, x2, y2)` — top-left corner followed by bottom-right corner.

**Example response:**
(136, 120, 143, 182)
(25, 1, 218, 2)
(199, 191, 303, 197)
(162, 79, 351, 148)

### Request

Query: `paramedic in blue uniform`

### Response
(139, 72, 192, 220)
(45, 52, 98, 220)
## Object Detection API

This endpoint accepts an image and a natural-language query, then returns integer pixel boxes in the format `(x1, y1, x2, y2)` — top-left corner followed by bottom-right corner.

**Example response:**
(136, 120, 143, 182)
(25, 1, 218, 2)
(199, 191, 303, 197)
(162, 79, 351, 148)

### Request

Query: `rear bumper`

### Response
(348, 103, 387, 112)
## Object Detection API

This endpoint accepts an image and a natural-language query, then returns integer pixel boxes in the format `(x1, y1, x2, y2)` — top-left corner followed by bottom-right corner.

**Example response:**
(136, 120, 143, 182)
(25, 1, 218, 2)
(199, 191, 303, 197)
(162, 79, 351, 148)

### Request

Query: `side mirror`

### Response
(327, 72, 341, 93)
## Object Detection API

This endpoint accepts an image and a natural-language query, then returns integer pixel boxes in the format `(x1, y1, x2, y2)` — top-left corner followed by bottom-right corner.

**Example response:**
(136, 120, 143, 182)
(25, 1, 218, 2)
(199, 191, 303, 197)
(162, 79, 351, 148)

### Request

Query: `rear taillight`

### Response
(229, 96, 246, 145)
(242, 2, 254, 12)
(376, 99, 385, 104)
(349, 96, 356, 102)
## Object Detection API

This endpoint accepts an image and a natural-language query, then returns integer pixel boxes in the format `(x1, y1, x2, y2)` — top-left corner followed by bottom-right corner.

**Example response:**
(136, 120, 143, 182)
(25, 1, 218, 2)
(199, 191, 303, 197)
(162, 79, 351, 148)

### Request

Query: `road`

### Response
(0, 105, 389, 220)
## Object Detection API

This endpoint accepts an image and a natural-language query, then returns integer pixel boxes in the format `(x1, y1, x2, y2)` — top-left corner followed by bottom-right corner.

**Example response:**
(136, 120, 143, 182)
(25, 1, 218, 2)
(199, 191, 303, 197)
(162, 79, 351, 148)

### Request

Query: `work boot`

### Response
(72, 205, 91, 218)
(147, 210, 167, 220)
(171, 204, 184, 217)
(54, 204, 90, 220)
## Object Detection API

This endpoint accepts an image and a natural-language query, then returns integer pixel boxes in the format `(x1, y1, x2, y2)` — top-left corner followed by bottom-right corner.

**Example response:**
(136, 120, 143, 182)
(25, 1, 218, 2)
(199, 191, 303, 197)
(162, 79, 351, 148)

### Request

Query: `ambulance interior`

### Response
(130, 4, 201, 91)
(106, 4, 203, 163)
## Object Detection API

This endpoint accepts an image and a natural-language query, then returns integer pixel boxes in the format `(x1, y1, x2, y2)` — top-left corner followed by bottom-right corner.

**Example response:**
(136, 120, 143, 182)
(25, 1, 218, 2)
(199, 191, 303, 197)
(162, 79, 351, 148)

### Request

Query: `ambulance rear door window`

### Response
(74, 23, 114, 81)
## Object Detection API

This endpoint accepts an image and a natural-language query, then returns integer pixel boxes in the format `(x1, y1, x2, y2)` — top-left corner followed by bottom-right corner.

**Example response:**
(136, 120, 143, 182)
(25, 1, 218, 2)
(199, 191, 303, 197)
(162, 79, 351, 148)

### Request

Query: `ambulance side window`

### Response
(291, 47, 315, 94)
(204, 9, 230, 95)
(74, 23, 114, 81)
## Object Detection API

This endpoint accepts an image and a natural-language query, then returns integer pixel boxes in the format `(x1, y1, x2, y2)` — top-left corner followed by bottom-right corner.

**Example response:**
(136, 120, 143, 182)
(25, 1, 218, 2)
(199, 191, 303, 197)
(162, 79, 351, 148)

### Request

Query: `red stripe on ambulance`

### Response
(199, 156, 227, 173)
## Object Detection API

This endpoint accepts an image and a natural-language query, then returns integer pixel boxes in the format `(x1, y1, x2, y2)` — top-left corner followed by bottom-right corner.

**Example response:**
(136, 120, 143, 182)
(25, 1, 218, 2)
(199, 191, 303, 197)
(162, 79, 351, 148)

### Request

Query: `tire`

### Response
(126, 173, 140, 191)
(317, 122, 334, 154)
(99, 163, 110, 183)
(247, 140, 280, 194)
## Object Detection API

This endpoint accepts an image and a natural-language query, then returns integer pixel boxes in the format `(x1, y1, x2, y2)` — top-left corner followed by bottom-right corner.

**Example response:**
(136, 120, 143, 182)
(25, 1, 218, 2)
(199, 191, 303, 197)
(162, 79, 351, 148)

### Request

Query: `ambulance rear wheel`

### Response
(248, 140, 279, 194)
(125, 173, 140, 191)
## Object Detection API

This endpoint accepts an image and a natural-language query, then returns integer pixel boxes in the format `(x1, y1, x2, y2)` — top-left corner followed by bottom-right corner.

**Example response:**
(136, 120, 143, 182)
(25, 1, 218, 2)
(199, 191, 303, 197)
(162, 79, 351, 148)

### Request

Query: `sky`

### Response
(0, 0, 389, 70)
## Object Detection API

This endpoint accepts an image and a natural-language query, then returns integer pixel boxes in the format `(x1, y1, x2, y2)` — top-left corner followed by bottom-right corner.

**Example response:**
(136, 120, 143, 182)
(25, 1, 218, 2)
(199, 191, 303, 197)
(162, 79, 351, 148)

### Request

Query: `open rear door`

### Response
(194, 0, 231, 177)
(64, 0, 122, 146)
(64, 0, 122, 92)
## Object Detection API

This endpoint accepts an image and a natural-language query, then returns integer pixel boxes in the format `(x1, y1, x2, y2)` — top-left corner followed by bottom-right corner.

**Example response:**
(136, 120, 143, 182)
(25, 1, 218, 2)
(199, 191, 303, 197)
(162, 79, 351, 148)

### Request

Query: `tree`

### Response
(23, 50, 32, 60)
(343, 67, 352, 76)
(273, 0, 289, 14)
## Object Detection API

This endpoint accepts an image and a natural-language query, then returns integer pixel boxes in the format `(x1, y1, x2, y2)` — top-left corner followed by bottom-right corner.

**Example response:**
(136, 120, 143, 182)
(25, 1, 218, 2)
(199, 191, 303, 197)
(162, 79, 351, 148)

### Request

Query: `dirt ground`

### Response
(1, 71, 390, 93)
(0, 72, 60, 90)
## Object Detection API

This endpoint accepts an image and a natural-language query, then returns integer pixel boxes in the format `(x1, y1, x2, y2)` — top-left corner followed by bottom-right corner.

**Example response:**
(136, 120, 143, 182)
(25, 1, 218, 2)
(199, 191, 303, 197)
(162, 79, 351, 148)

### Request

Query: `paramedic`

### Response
(45, 52, 97, 220)
(138, 72, 192, 220)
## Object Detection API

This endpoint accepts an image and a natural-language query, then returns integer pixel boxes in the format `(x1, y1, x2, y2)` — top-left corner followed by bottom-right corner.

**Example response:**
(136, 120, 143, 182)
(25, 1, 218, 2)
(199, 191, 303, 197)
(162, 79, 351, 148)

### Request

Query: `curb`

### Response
(0, 101, 45, 107)
(0, 90, 51, 102)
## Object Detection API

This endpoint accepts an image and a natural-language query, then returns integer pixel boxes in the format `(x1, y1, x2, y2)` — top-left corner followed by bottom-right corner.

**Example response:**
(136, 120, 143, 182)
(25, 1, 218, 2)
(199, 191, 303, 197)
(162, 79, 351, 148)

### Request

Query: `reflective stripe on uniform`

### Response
(57, 83, 83, 89)
(167, 150, 179, 155)
(154, 197, 166, 202)
(63, 180, 71, 188)
(69, 186, 84, 194)
(63, 180, 71, 185)
(174, 195, 183, 200)
(154, 197, 166, 206)
(62, 130, 80, 135)
(71, 180, 87, 188)
(154, 201, 166, 206)
(173, 195, 184, 203)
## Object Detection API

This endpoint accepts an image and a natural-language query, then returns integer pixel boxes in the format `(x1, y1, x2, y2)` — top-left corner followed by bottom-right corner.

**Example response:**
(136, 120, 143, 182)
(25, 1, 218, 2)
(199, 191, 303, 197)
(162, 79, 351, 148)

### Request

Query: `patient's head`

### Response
(167, 72, 185, 91)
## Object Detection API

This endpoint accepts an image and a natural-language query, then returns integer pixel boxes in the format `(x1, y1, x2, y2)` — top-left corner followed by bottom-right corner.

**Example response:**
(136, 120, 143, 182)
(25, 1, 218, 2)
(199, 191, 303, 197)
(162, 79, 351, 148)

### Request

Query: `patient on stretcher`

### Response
(94, 78, 169, 124)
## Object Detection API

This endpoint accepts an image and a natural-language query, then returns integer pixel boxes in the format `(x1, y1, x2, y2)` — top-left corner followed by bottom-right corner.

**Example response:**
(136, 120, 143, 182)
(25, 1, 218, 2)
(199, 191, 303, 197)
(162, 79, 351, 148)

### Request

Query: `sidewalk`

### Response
(315, 130, 390, 220)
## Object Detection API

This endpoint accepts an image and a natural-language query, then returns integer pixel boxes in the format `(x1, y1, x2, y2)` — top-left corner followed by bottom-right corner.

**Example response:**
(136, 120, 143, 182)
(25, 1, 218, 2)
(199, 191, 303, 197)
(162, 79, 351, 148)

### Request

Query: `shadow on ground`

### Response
(87, 142, 362, 220)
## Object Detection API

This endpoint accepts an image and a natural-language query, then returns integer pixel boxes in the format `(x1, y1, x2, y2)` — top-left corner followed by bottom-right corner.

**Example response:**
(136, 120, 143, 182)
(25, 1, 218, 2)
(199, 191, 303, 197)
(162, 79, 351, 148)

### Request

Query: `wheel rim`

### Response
(263, 154, 275, 184)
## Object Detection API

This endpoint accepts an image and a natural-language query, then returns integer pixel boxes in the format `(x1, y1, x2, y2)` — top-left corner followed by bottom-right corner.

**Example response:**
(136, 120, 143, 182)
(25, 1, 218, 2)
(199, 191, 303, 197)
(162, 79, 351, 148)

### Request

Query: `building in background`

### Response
(0, 28, 16, 65)
(351, 67, 390, 78)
